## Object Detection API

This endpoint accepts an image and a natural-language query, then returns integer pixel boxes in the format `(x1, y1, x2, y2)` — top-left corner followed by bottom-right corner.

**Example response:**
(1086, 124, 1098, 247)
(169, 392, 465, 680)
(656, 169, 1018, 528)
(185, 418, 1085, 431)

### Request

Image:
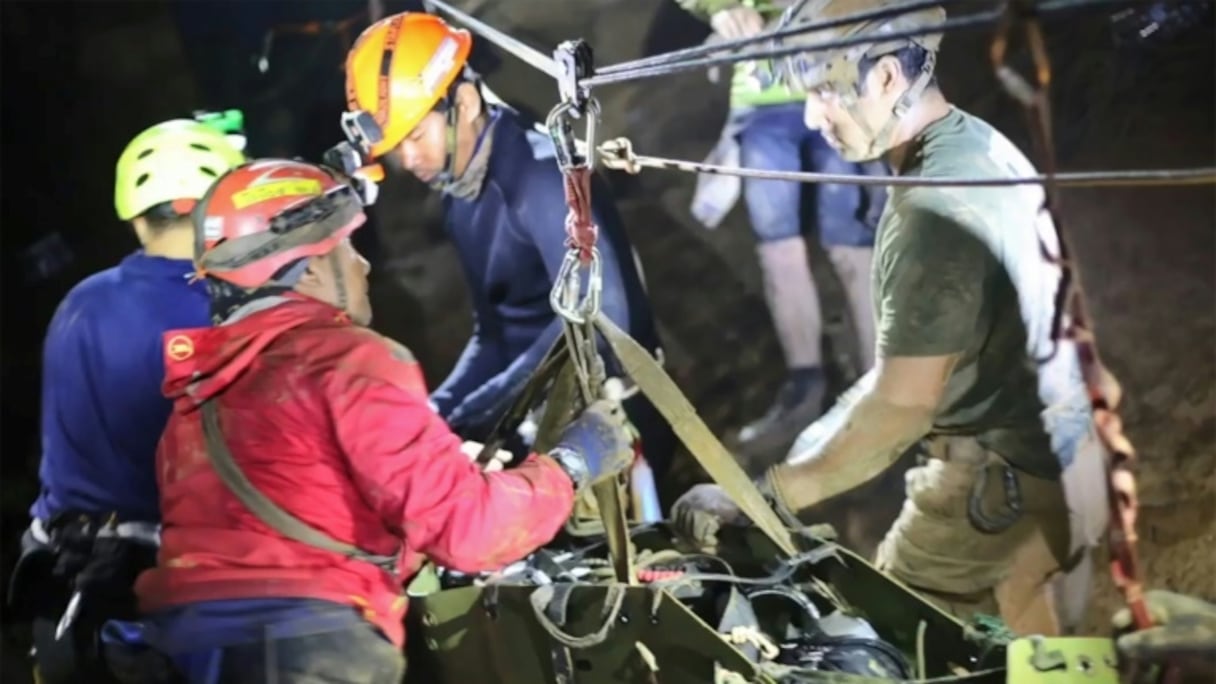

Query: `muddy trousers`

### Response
(873, 437, 1080, 634)
(140, 599, 405, 684)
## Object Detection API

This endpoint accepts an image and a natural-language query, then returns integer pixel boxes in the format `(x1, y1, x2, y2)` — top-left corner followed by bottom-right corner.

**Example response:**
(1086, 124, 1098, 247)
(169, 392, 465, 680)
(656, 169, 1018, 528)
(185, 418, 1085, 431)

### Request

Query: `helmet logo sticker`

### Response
(203, 217, 225, 243)
(231, 179, 323, 209)
(166, 334, 195, 362)
(398, 36, 460, 99)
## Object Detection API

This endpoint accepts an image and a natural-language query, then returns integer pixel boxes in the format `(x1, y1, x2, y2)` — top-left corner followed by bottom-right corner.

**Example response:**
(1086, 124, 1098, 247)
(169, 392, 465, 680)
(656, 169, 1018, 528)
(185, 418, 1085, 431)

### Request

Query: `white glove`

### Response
(460, 441, 511, 472)
(710, 7, 765, 41)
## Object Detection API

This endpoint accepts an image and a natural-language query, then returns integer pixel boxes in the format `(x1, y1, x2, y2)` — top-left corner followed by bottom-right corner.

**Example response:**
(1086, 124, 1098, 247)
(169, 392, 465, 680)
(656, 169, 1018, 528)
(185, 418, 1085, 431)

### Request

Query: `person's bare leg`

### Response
(827, 244, 876, 372)
(760, 236, 824, 370)
(736, 236, 829, 466)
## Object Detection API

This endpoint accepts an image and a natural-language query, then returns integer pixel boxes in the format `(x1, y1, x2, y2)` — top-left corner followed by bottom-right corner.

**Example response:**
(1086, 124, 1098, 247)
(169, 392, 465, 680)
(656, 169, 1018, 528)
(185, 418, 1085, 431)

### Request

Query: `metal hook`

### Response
(545, 99, 601, 171)
(549, 248, 603, 325)
(554, 38, 595, 113)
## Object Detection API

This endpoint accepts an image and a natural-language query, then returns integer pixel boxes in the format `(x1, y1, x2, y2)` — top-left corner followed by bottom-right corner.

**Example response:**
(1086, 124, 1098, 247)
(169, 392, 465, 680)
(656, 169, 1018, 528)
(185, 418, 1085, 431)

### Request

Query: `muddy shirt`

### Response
(874, 107, 1092, 478)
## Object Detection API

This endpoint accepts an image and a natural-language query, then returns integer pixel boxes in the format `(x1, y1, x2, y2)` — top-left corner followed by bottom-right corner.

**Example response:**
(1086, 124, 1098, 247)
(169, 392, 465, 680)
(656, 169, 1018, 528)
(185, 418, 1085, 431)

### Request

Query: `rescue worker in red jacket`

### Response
(131, 159, 634, 682)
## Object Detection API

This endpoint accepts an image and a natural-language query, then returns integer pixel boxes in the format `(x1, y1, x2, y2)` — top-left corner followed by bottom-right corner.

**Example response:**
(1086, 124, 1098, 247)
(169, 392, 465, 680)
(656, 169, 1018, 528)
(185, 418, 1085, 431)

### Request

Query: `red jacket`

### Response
(135, 295, 575, 646)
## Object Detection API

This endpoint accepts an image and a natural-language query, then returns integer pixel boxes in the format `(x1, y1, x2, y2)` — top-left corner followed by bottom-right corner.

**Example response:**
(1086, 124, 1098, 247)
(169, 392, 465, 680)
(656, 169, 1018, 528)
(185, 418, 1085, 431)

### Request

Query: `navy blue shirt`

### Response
(430, 108, 659, 431)
(31, 252, 211, 523)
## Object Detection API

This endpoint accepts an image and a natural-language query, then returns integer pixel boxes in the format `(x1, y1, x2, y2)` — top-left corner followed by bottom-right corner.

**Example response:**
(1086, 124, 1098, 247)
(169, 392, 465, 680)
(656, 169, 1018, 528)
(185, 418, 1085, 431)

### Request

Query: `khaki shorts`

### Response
(999, 422, 1110, 633)
(873, 435, 1073, 619)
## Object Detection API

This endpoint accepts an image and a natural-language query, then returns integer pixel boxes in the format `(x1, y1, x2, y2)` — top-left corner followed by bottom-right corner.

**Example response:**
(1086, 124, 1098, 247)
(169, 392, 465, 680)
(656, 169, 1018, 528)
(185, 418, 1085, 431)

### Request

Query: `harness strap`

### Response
(592, 313, 798, 558)
(534, 353, 582, 454)
(199, 400, 399, 573)
(30, 518, 161, 548)
(590, 476, 637, 584)
(474, 334, 569, 465)
(543, 583, 577, 684)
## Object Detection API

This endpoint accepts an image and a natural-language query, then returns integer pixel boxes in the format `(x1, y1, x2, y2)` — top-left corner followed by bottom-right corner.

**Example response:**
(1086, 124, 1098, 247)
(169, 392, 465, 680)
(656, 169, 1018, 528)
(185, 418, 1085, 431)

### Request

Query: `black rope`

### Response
(598, 142, 1216, 187)
(594, 0, 974, 77)
(582, 8, 1002, 89)
(581, 0, 1172, 89)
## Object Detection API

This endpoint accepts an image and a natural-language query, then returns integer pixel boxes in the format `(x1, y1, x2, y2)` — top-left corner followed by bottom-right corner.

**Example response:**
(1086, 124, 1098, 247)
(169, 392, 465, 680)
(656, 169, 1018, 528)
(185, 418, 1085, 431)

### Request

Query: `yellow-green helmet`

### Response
(114, 119, 246, 221)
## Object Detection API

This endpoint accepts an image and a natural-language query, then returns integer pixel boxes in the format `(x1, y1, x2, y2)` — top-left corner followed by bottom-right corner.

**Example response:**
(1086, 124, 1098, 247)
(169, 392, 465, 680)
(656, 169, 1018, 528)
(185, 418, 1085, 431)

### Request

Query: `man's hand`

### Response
(710, 7, 765, 41)
(460, 441, 512, 472)
(670, 484, 747, 552)
(1113, 590, 1216, 671)
(548, 399, 635, 490)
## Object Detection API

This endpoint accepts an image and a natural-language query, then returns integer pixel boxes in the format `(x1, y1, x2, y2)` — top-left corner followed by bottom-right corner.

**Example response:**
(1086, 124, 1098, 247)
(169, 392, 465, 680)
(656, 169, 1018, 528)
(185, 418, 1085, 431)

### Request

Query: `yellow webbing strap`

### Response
(591, 475, 637, 584)
(475, 336, 569, 466)
(593, 314, 798, 557)
(533, 357, 580, 454)
(533, 352, 635, 582)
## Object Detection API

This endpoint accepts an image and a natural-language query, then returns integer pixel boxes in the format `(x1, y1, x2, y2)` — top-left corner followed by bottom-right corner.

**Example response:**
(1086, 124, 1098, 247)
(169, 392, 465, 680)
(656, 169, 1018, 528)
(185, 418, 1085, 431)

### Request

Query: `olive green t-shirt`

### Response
(873, 107, 1092, 479)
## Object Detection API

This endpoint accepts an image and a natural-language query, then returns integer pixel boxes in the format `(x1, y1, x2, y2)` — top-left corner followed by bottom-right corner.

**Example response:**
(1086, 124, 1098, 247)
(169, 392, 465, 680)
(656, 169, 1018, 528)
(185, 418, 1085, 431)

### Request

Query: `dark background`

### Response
(2, 0, 1213, 677)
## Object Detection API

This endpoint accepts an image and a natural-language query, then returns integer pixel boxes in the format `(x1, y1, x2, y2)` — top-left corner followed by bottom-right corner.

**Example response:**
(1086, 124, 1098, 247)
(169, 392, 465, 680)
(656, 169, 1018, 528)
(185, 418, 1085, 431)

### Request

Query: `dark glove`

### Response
(1113, 590, 1216, 667)
(548, 399, 634, 490)
(670, 484, 746, 553)
(671, 481, 835, 553)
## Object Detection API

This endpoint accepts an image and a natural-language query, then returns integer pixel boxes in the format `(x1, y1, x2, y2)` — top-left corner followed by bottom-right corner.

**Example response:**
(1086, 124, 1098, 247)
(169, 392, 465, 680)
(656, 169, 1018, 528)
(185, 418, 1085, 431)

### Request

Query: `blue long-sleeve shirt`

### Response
(31, 252, 211, 524)
(430, 107, 659, 431)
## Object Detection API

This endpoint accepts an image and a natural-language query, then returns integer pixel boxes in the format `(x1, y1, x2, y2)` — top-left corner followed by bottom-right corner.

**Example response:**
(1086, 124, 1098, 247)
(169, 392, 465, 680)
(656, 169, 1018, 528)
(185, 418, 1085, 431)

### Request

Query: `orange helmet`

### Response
(344, 13, 473, 158)
(194, 159, 366, 289)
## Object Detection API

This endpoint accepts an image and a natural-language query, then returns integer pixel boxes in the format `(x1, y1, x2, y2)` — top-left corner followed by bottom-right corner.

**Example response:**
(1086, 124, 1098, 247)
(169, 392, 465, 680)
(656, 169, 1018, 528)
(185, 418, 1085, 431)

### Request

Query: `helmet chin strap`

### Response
(429, 100, 462, 194)
(845, 51, 938, 161)
(329, 251, 349, 313)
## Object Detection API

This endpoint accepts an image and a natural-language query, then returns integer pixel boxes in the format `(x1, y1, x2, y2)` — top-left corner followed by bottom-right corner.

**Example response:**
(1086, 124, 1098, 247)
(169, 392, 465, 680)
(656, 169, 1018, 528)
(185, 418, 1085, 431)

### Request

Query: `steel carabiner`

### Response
(549, 247, 603, 325)
(545, 99, 601, 171)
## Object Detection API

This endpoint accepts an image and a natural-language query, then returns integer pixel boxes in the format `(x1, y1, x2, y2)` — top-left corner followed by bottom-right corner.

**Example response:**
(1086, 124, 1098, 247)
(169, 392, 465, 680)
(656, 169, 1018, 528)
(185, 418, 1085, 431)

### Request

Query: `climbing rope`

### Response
(593, 0, 974, 78)
(424, 0, 561, 78)
(545, 80, 606, 400)
(598, 137, 1216, 187)
(581, 0, 1159, 89)
(988, 0, 1156, 640)
(724, 626, 781, 661)
(585, 6, 1003, 89)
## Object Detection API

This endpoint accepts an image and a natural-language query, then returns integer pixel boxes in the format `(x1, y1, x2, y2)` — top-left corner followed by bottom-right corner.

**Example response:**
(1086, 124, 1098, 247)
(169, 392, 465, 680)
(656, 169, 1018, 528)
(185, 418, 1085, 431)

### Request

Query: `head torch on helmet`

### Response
(266, 184, 362, 237)
(322, 138, 385, 208)
(340, 110, 385, 158)
(193, 159, 367, 289)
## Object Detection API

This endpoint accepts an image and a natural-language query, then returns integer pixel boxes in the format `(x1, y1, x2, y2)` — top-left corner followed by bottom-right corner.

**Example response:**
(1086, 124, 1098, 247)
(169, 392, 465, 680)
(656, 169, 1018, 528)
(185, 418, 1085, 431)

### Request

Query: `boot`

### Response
(735, 367, 827, 471)
(736, 237, 828, 467)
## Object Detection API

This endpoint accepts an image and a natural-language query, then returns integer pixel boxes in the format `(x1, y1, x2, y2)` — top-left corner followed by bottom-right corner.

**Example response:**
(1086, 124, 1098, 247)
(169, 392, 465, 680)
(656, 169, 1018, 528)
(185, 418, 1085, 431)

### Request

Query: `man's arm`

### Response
(445, 172, 634, 430)
(329, 332, 575, 573)
(430, 307, 504, 420)
(764, 198, 994, 516)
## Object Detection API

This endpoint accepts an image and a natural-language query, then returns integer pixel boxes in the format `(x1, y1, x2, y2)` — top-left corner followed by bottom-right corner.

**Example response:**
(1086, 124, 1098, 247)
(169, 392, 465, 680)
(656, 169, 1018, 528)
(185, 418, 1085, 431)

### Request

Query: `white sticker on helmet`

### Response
(420, 37, 460, 96)
(203, 216, 224, 242)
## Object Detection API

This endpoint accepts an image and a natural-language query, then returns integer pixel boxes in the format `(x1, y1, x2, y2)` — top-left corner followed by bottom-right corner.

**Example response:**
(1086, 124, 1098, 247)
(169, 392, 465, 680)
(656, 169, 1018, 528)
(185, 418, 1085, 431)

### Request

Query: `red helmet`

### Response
(194, 159, 366, 288)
